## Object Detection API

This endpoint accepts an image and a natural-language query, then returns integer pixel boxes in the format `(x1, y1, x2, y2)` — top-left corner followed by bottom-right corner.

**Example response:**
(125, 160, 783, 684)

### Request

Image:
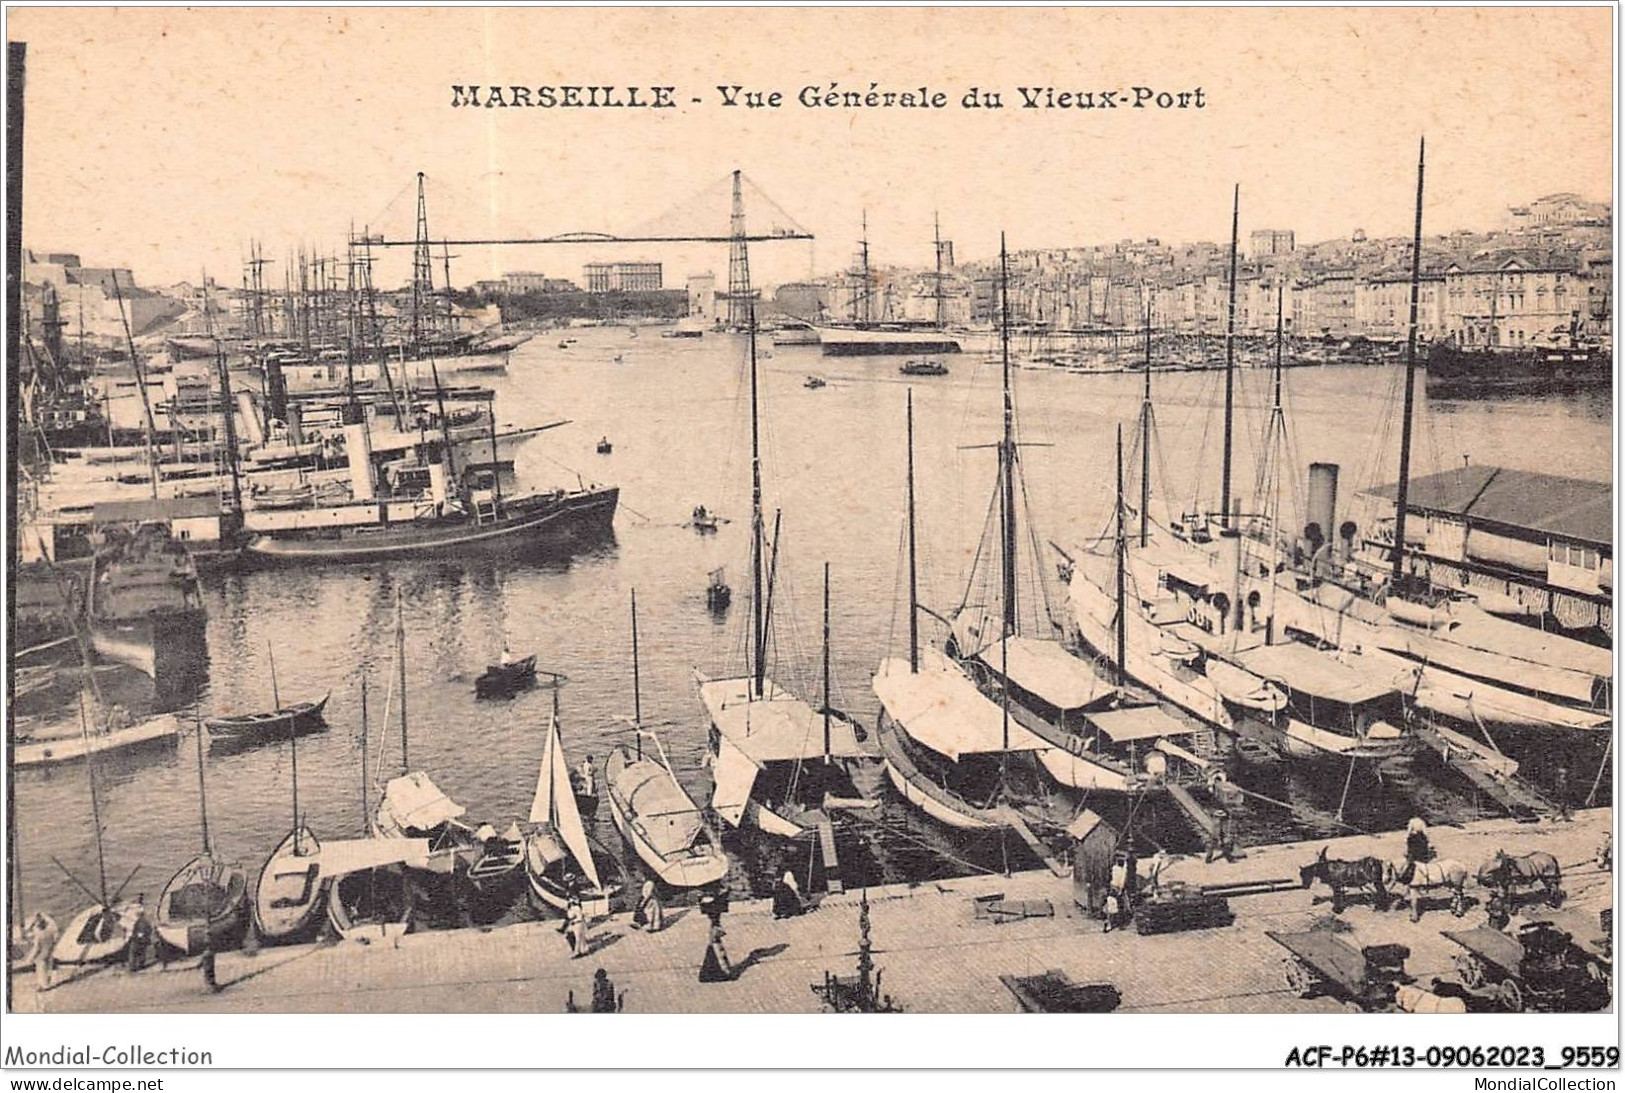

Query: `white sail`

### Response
(528, 711, 557, 824)
(538, 711, 600, 891)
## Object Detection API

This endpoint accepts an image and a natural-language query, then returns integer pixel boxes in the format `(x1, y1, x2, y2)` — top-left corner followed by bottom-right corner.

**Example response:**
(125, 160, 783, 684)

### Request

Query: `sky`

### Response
(9, 7, 1613, 289)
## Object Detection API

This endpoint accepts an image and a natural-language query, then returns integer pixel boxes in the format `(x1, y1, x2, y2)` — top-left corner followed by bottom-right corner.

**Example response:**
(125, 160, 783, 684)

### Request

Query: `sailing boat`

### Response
(871, 390, 1057, 837)
(155, 714, 249, 954)
(524, 688, 626, 917)
(52, 693, 144, 966)
(326, 676, 423, 942)
(371, 595, 524, 916)
(945, 238, 1192, 795)
(252, 649, 326, 943)
(607, 591, 730, 888)
(694, 304, 873, 840)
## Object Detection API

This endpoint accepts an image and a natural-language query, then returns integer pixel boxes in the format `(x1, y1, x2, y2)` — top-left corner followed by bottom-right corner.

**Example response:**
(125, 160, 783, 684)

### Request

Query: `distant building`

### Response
(1506, 193, 1610, 231)
(687, 273, 716, 321)
(503, 270, 549, 294)
(772, 281, 828, 321)
(544, 278, 579, 293)
(1441, 249, 1580, 348)
(583, 261, 662, 293)
(1249, 229, 1296, 260)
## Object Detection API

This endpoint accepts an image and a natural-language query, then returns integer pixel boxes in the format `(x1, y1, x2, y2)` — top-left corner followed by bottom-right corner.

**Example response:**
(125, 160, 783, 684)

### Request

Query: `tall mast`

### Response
(396, 592, 409, 771)
(194, 708, 212, 856)
(822, 561, 831, 762)
(359, 674, 369, 829)
(78, 692, 109, 905)
(630, 589, 643, 726)
(933, 212, 945, 331)
(999, 234, 1017, 638)
(748, 302, 767, 697)
(1267, 283, 1286, 642)
(1392, 138, 1427, 585)
(1140, 297, 1153, 548)
(906, 389, 919, 674)
(859, 210, 871, 325)
(411, 171, 433, 347)
(1220, 184, 1240, 529)
(110, 276, 159, 499)
(1115, 424, 1127, 688)
(214, 339, 242, 515)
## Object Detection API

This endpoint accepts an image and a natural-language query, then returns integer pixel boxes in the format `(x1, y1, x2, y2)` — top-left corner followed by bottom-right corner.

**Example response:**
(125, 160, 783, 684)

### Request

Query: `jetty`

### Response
(14, 809, 1610, 1016)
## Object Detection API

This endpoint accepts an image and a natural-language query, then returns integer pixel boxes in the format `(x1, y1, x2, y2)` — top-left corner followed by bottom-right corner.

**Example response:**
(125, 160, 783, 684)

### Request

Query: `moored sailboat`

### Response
(156, 716, 249, 954)
(524, 689, 625, 918)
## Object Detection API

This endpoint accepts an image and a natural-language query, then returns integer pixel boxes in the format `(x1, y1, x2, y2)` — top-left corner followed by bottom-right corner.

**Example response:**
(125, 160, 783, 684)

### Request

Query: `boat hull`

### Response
(155, 856, 250, 955)
(605, 749, 729, 889)
(245, 486, 618, 564)
(52, 903, 139, 966)
(14, 714, 181, 767)
(89, 608, 208, 685)
(326, 866, 413, 942)
(875, 713, 1003, 832)
(252, 828, 326, 943)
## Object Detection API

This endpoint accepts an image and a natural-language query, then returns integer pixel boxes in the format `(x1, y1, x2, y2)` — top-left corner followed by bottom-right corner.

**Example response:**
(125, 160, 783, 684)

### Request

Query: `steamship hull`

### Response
(243, 486, 618, 564)
(815, 326, 963, 357)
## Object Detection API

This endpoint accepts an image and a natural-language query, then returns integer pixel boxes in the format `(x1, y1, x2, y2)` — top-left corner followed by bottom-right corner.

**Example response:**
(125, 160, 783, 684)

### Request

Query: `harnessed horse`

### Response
(1478, 850, 1563, 909)
(1384, 858, 1469, 922)
(1298, 847, 1389, 913)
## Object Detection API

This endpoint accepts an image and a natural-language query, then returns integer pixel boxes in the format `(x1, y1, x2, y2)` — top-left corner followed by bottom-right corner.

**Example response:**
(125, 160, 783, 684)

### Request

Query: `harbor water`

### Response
(12, 329, 1613, 928)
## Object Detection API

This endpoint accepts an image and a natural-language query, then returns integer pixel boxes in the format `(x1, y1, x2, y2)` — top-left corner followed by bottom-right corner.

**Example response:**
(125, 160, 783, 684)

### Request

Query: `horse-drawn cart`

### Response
(1477, 850, 1563, 911)
(1266, 930, 1411, 1011)
(1443, 922, 1609, 1013)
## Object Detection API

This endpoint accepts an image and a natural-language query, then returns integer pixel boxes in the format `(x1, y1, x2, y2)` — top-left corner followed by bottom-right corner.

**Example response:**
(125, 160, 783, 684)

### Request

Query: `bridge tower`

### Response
(411, 171, 436, 344)
(725, 169, 755, 329)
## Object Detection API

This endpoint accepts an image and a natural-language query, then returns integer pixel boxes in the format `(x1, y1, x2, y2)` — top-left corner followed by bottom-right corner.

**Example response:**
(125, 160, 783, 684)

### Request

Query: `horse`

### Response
(1298, 847, 1389, 913)
(1384, 858, 1470, 922)
(1477, 849, 1563, 909)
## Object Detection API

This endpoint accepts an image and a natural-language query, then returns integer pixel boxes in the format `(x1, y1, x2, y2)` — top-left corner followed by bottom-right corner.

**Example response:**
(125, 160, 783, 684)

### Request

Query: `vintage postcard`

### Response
(2, 3, 1617, 1076)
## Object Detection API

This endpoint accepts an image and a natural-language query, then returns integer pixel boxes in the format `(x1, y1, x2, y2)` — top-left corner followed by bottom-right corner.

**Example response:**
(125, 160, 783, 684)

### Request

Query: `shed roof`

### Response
(1367, 465, 1610, 548)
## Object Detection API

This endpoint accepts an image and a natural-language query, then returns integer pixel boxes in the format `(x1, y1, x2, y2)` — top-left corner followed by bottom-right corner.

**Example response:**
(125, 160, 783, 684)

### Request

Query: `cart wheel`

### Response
(1285, 958, 1313, 997)
(1499, 979, 1524, 1013)
(1457, 953, 1486, 989)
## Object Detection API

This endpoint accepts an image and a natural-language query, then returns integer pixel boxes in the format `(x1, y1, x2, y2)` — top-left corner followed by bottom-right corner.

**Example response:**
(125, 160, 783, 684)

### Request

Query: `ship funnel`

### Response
(345, 422, 375, 501)
(1306, 462, 1339, 547)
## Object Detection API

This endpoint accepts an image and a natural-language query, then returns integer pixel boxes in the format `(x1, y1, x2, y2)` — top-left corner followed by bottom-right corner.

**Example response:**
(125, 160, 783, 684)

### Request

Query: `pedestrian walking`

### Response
(772, 871, 805, 919)
(699, 918, 733, 982)
(559, 893, 588, 958)
(127, 897, 153, 973)
(26, 912, 59, 992)
(631, 881, 664, 932)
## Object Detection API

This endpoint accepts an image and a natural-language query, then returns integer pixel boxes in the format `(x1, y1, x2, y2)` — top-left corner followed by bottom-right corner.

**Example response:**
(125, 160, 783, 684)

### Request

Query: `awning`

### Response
(1089, 705, 1195, 743)
(974, 636, 1114, 712)
(378, 772, 467, 831)
(871, 647, 1048, 761)
(696, 673, 869, 762)
(316, 838, 431, 878)
(1233, 644, 1399, 706)
(710, 737, 761, 826)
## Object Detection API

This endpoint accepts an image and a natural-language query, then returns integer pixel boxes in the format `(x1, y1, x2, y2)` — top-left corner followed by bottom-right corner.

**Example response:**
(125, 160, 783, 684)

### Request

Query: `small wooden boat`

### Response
(606, 734, 729, 889)
(475, 655, 537, 699)
(900, 358, 949, 376)
(596, 437, 613, 454)
(317, 838, 430, 942)
(804, 375, 827, 389)
(524, 698, 625, 917)
(705, 567, 732, 613)
(14, 712, 181, 767)
(252, 827, 325, 943)
(53, 902, 142, 966)
(155, 855, 249, 955)
(691, 506, 720, 533)
(327, 865, 412, 941)
(205, 694, 329, 745)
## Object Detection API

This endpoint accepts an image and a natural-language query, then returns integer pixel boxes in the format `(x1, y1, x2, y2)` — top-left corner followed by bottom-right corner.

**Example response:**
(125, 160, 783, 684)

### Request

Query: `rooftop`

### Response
(1367, 465, 1611, 548)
